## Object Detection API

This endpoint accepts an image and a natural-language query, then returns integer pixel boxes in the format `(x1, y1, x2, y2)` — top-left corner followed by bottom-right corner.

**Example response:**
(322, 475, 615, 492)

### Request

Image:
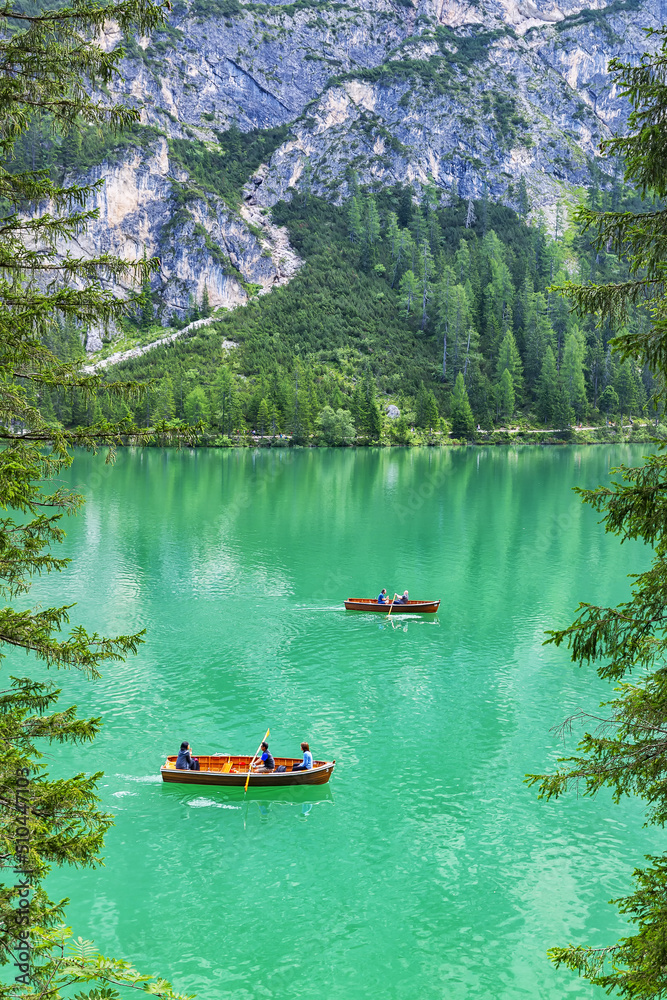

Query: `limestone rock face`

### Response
(66, 0, 659, 337)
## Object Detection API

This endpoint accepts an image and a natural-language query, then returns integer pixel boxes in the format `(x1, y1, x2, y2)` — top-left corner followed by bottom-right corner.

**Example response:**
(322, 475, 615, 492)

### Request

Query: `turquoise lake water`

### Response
(20, 444, 661, 999)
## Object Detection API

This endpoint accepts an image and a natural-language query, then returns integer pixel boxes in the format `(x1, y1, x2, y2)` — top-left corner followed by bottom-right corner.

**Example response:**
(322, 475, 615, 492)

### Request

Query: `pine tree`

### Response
(496, 330, 524, 395)
(415, 382, 429, 427)
(363, 194, 381, 269)
(587, 331, 605, 409)
(290, 362, 310, 442)
(424, 391, 439, 432)
(155, 374, 176, 421)
(399, 270, 418, 316)
(201, 283, 211, 318)
(523, 290, 555, 390)
(137, 266, 154, 331)
(536, 345, 559, 424)
(561, 330, 588, 421)
(352, 382, 368, 432)
(598, 384, 619, 424)
(455, 238, 471, 286)
(213, 365, 238, 435)
(497, 368, 515, 419)
(419, 239, 435, 330)
(257, 398, 269, 434)
(348, 196, 363, 245)
(615, 359, 636, 420)
(450, 372, 475, 438)
(0, 0, 188, 994)
(360, 368, 378, 436)
(184, 386, 209, 425)
(557, 30, 667, 372)
(386, 211, 401, 286)
(368, 399, 382, 441)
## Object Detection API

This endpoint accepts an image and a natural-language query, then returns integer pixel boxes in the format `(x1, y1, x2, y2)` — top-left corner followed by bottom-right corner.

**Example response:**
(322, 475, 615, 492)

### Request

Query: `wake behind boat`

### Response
(345, 598, 440, 614)
(161, 754, 336, 786)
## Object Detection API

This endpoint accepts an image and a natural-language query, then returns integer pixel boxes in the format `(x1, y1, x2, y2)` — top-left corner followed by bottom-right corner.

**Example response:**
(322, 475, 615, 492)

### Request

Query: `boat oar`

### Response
(244, 727, 270, 794)
(386, 593, 398, 620)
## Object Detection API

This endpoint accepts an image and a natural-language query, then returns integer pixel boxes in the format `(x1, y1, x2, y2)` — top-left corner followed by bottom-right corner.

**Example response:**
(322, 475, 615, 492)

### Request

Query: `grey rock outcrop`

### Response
(67, 0, 659, 343)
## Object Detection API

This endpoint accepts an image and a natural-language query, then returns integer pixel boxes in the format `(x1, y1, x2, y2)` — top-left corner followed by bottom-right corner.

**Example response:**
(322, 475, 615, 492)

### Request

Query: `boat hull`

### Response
(344, 599, 440, 614)
(161, 754, 335, 787)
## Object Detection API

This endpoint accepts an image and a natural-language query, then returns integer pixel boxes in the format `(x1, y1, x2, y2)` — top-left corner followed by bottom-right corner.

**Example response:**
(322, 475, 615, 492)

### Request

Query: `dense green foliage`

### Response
(73, 176, 659, 443)
(0, 0, 188, 995)
(169, 123, 291, 207)
(527, 30, 667, 998)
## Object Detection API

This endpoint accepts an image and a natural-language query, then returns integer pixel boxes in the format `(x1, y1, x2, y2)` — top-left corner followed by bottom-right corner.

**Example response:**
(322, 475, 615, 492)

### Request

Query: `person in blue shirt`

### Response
(252, 741, 275, 773)
(377, 588, 388, 604)
(292, 742, 313, 771)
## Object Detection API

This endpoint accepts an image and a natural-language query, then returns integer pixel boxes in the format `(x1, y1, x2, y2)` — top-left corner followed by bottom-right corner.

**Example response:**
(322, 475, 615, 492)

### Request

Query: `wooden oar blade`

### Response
(244, 727, 271, 793)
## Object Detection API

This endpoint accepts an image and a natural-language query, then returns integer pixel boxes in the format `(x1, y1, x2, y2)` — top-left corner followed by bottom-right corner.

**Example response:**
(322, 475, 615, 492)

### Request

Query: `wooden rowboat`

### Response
(344, 598, 440, 614)
(160, 754, 336, 787)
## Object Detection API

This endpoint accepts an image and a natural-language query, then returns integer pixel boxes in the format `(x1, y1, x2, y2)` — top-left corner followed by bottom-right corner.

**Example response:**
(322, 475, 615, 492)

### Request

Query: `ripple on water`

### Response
(33, 446, 660, 1000)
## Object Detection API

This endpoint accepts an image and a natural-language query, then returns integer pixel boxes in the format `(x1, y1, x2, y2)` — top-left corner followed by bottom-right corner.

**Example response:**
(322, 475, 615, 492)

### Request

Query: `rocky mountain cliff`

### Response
(74, 0, 660, 341)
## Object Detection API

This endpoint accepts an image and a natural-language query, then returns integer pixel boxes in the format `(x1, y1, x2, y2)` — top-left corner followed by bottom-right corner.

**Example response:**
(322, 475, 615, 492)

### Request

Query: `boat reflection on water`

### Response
(379, 616, 441, 632)
(167, 782, 334, 823)
(242, 784, 333, 808)
(252, 784, 334, 822)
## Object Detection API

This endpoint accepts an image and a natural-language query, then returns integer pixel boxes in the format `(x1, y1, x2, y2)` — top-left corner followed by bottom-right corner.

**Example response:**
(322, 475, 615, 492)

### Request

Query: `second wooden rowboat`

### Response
(344, 598, 440, 614)
(161, 754, 335, 787)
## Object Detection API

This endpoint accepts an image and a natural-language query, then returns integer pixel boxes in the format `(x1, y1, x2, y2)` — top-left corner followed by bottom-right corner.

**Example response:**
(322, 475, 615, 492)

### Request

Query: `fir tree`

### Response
(368, 398, 382, 440)
(536, 345, 559, 424)
(419, 238, 435, 330)
(450, 372, 474, 437)
(399, 270, 418, 316)
(0, 0, 188, 993)
(517, 176, 530, 219)
(184, 386, 209, 425)
(598, 384, 619, 424)
(256, 398, 269, 434)
(496, 330, 524, 397)
(497, 367, 515, 419)
(348, 196, 363, 245)
(424, 391, 439, 431)
(213, 365, 238, 435)
(386, 211, 401, 286)
(201, 283, 211, 318)
(561, 331, 588, 422)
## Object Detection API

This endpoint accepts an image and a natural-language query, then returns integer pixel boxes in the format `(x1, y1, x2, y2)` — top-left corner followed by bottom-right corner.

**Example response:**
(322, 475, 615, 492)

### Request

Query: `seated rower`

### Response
(378, 588, 388, 604)
(252, 741, 275, 773)
(292, 742, 313, 772)
(176, 741, 199, 770)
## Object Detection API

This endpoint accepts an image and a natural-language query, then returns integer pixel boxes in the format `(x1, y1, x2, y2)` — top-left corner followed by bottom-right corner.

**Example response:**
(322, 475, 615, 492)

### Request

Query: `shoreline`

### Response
(149, 424, 665, 449)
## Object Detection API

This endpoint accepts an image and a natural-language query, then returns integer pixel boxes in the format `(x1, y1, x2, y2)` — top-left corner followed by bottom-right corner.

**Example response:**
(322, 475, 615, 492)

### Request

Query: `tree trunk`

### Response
(463, 329, 472, 378)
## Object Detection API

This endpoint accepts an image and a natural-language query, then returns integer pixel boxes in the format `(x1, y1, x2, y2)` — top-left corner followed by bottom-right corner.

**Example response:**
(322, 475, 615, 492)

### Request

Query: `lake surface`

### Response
(22, 445, 660, 999)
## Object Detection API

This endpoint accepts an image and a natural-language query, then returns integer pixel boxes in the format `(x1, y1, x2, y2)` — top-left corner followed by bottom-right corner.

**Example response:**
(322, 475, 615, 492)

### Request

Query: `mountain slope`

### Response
(32, 0, 659, 324)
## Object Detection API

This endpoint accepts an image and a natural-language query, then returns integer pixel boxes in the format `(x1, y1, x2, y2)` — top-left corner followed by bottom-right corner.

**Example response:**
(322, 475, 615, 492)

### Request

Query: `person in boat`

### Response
(377, 588, 388, 604)
(396, 590, 409, 604)
(292, 742, 313, 771)
(176, 741, 198, 770)
(252, 741, 275, 773)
